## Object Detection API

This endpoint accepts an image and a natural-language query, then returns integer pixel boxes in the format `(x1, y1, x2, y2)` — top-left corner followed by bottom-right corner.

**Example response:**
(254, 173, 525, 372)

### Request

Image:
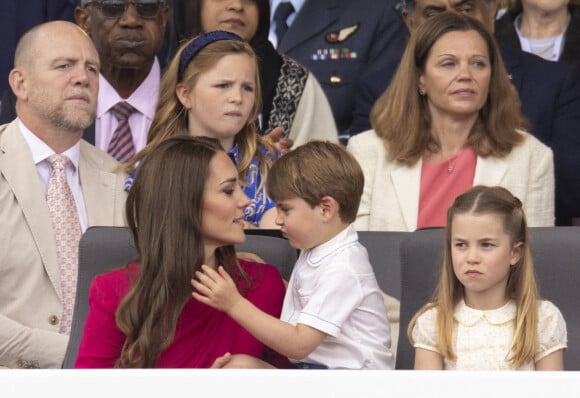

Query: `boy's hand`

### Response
(191, 265, 243, 313)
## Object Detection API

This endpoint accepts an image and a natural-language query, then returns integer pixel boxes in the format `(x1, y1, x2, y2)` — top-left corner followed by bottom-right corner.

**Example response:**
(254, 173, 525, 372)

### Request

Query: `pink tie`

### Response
(46, 154, 81, 335)
(107, 101, 136, 163)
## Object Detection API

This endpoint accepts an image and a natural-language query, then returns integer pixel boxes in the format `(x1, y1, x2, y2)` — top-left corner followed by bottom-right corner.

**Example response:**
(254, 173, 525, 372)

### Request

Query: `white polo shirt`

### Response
(281, 224, 394, 369)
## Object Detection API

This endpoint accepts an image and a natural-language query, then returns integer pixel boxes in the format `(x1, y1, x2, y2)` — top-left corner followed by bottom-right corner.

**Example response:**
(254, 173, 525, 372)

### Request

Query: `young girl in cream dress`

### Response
(408, 186, 567, 370)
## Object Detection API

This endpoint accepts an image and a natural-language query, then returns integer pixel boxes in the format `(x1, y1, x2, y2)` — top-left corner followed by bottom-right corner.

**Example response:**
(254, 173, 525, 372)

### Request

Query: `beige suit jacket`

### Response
(347, 129, 555, 231)
(0, 120, 127, 368)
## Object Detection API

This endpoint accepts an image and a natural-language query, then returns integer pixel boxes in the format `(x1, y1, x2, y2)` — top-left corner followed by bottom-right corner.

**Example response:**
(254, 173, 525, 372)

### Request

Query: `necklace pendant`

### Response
(447, 165, 454, 174)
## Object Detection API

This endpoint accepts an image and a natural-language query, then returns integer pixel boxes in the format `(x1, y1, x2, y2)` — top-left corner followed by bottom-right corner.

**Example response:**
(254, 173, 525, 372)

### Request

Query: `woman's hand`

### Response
(191, 265, 243, 313)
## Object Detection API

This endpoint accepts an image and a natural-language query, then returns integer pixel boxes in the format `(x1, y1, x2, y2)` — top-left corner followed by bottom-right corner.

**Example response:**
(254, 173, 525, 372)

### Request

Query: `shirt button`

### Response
(48, 315, 59, 326)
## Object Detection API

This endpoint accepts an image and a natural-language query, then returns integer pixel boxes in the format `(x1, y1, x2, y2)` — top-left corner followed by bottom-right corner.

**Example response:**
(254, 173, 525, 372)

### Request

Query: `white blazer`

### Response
(347, 129, 555, 231)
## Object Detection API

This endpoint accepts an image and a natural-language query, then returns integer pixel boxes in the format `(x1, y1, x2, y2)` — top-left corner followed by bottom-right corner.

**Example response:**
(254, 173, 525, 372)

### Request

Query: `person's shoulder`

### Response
(80, 141, 126, 173)
(538, 299, 565, 319)
(91, 263, 139, 296)
(514, 129, 552, 153)
(346, 129, 383, 154)
(239, 258, 283, 279)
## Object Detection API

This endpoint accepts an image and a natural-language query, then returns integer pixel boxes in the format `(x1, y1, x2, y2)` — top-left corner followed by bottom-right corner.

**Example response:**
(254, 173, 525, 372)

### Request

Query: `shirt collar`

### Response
(18, 118, 81, 170)
(454, 299, 517, 326)
(270, 0, 304, 20)
(228, 143, 241, 164)
(306, 224, 358, 266)
(97, 57, 161, 119)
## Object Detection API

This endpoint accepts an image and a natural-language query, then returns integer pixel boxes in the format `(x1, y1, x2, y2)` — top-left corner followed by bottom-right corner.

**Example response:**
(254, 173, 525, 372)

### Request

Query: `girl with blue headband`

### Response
(126, 31, 279, 228)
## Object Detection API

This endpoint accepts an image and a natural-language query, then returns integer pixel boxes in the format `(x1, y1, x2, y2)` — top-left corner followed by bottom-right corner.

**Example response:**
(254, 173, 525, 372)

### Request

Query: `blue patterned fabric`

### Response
(124, 143, 279, 227)
(228, 144, 279, 227)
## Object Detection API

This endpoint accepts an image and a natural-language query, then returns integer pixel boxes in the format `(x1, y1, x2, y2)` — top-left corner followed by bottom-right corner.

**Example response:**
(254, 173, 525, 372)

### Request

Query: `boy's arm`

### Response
(192, 265, 326, 360)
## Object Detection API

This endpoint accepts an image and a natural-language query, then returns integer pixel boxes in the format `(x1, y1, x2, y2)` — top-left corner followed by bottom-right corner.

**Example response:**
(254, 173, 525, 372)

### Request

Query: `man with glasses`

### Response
(75, 0, 169, 163)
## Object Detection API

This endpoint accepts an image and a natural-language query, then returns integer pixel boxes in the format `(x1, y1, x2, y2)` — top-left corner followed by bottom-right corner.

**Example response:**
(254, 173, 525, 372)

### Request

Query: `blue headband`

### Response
(178, 30, 244, 81)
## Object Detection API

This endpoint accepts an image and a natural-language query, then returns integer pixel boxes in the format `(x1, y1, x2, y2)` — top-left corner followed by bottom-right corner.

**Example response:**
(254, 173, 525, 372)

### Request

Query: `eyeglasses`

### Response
(84, 0, 165, 19)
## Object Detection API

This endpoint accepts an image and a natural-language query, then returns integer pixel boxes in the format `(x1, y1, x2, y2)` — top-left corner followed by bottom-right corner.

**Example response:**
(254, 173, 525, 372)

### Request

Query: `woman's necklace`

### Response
(447, 154, 458, 174)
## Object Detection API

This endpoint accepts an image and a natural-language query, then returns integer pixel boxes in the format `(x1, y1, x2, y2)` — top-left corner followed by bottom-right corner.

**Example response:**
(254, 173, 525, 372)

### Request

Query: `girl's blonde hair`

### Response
(125, 34, 275, 189)
(370, 12, 525, 166)
(407, 185, 540, 368)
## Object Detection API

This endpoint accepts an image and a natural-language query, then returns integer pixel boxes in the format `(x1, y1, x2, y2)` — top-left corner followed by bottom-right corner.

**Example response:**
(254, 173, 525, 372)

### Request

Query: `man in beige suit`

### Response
(0, 21, 126, 368)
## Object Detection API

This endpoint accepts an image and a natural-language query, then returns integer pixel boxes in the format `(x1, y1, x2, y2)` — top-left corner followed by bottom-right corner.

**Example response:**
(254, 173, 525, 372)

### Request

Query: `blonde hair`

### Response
(267, 141, 364, 223)
(125, 36, 275, 189)
(370, 12, 525, 166)
(407, 185, 540, 368)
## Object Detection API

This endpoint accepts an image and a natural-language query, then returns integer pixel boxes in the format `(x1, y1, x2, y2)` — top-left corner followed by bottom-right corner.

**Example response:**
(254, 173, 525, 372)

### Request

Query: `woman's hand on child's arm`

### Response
(413, 348, 444, 370)
(535, 349, 564, 370)
(191, 265, 243, 312)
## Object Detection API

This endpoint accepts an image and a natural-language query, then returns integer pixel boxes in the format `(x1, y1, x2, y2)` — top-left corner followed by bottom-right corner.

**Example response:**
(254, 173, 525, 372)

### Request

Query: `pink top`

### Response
(74, 260, 290, 368)
(418, 146, 477, 229)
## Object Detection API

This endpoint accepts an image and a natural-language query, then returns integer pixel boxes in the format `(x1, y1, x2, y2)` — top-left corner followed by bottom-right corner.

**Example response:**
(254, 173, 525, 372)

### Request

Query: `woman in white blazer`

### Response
(347, 12, 554, 232)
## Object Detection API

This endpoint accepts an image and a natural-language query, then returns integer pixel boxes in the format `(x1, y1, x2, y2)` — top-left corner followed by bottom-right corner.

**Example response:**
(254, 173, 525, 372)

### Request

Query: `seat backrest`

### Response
(237, 229, 298, 281)
(396, 228, 444, 370)
(63, 226, 298, 368)
(528, 227, 580, 370)
(396, 226, 580, 370)
(63, 226, 137, 368)
(357, 231, 409, 300)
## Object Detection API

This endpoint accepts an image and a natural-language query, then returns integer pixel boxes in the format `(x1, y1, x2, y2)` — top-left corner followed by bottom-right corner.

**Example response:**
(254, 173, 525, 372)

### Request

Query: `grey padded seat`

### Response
(63, 226, 298, 368)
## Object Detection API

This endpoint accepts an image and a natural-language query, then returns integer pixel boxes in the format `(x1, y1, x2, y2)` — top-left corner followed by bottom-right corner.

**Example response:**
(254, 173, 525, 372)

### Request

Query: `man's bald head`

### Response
(14, 21, 96, 70)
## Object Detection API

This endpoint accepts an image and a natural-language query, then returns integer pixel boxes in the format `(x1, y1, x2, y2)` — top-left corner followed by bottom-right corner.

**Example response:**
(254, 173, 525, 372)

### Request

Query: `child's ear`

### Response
(175, 83, 192, 109)
(510, 241, 524, 266)
(319, 196, 339, 221)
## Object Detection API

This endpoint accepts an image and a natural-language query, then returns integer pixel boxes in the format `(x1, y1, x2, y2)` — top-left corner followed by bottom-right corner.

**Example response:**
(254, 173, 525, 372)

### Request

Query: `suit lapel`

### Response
(0, 122, 62, 299)
(79, 141, 118, 226)
(473, 155, 508, 186)
(391, 161, 422, 231)
(278, 0, 342, 54)
(500, 45, 524, 93)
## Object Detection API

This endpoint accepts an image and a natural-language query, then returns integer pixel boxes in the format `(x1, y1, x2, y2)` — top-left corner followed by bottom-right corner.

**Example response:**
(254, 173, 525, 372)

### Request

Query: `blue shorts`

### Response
(294, 362, 328, 369)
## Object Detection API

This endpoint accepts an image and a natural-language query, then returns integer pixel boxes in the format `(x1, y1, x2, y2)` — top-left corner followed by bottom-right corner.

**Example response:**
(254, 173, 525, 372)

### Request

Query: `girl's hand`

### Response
(191, 265, 242, 313)
(265, 126, 293, 154)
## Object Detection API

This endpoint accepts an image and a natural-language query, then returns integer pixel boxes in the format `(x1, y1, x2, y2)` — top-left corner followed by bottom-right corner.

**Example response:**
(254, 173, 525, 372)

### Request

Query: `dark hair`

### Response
(267, 141, 364, 223)
(116, 135, 247, 368)
(173, 0, 270, 47)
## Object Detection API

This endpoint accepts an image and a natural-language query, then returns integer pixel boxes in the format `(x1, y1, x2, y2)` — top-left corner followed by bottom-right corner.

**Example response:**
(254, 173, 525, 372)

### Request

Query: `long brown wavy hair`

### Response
(116, 135, 250, 368)
(125, 36, 275, 190)
(370, 12, 526, 166)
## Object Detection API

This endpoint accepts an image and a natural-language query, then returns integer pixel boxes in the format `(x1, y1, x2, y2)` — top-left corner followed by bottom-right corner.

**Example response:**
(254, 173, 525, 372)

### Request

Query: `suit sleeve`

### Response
(347, 2, 407, 136)
(524, 138, 555, 227)
(288, 73, 339, 147)
(346, 133, 376, 230)
(0, 314, 68, 368)
(551, 67, 580, 225)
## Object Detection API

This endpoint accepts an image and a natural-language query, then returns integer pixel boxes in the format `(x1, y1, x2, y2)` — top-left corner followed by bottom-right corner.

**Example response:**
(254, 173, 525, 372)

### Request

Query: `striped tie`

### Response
(107, 101, 136, 163)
